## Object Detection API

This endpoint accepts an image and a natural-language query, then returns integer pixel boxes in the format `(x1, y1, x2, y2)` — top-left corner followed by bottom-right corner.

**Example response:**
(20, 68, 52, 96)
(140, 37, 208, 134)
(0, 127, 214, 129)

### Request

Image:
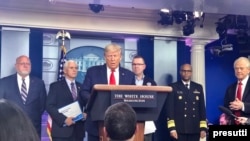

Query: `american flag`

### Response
(47, 45, 67, 141)
(57, 49, 67, 80)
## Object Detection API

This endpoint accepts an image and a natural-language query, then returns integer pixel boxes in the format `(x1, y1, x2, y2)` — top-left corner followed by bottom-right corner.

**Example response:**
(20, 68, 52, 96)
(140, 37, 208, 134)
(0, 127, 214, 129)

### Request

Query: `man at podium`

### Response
(82, 43, 135, 141)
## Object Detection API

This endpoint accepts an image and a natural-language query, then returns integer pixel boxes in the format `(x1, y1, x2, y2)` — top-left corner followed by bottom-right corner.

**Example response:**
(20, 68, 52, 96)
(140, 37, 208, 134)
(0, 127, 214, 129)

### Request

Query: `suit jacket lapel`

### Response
(100, 65, 108, 84)
(13, 74, 23, 102)
(62, 79, 75, 101)
(243, 78, 250, 100)
(119, 67, 126, 84)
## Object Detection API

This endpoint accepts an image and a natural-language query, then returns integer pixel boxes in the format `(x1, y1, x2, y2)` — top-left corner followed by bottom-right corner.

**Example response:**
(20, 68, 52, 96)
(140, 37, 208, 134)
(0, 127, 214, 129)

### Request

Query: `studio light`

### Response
(157, 10, 205, 36)
(183, 19, 195, 36)
(158, 11, 174, 26)
(215, 14, 249, 46)
(89, 4, 104, 13)
(182, 12, 196, 36)
(172, 11, 186, 24)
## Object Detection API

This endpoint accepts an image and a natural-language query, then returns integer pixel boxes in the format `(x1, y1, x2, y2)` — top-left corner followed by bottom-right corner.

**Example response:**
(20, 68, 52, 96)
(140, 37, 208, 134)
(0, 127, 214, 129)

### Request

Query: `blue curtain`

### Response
(29, 28, 43, 79)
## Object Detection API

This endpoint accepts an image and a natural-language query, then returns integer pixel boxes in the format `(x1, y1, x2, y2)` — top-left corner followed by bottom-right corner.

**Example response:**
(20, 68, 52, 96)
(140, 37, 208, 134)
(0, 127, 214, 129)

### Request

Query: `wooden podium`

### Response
(86, 84, 172, 141)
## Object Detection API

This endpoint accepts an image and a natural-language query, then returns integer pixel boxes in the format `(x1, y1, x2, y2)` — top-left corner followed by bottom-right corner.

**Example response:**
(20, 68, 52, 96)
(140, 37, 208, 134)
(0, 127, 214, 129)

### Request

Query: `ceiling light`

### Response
(183, 19, 195, 36)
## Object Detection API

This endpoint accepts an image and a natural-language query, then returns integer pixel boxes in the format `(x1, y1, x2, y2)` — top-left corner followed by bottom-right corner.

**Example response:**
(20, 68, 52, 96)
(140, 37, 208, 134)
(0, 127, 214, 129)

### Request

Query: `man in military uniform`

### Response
(166, 64, 207, 141)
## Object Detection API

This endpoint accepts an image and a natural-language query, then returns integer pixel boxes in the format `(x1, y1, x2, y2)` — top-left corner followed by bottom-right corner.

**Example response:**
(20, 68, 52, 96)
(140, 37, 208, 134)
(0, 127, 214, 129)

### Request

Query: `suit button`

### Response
(193, 108, 195, 110)
(184, 114, 187, 117)
(193, 102, 195, 104)
(193, 115, 195, 117)
(185, 102, 187, 104)
(184, 108, 187, 110)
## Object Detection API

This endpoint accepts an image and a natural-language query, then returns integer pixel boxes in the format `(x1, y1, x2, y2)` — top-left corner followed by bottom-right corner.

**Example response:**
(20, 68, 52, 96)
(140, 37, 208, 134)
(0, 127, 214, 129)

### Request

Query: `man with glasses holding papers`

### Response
(46, 60, 85, 141)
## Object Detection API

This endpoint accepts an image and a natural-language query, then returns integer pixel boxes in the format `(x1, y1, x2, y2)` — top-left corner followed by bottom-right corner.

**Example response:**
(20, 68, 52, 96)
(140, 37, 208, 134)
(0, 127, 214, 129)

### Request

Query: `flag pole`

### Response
(46, 30, 71, 141)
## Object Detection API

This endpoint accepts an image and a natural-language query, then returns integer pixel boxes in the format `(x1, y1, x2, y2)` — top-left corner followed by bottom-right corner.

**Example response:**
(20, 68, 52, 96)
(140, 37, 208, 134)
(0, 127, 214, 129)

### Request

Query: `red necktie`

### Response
(109, 70, 116, 85)
(235, 81, 242, 124)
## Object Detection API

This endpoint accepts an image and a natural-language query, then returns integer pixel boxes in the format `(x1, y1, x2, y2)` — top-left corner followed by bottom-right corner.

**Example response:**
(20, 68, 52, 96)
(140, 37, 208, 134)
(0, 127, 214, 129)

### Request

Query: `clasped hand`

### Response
(229, 98, 243, 110)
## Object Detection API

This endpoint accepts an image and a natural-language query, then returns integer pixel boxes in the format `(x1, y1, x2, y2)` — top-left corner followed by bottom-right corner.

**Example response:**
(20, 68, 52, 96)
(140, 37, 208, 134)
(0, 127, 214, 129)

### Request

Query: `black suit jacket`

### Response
(224, 77, 250, 124)
(166, 81, 207, 134)
(81, 64, 135, 136)
(142, 76, 157, 86)
(46, 79, 85, 139)
(0, 73, 47, 137)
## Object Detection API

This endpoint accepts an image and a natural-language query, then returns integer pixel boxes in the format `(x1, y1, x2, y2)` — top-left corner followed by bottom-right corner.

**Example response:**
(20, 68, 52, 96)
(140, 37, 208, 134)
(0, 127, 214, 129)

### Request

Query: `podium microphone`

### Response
(218, 105, 238, 118)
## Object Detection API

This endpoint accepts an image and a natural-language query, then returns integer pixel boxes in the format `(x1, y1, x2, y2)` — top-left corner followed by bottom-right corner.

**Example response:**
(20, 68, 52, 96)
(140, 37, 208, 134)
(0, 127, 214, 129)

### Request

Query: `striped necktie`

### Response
(21, 79, 28, 104)
(71, 82, 77, 100)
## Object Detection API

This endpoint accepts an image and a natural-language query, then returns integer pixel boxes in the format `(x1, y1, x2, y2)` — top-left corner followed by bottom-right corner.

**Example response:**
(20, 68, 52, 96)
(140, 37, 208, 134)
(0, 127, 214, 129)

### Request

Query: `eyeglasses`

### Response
(132, 63, 145, 66)
(18, 63, 31, 66)
(181, 70, 192, 73)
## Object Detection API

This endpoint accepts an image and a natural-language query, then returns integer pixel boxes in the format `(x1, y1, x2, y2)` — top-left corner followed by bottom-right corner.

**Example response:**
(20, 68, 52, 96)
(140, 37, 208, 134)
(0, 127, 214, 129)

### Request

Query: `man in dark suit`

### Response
(166, 64, 207, 141)
(46, 60, 85, 141)
(132, 55, 156, 141)
(81, 43, 135, 141)
(0, 55, 47, 138)
(224, 57, 250, 124)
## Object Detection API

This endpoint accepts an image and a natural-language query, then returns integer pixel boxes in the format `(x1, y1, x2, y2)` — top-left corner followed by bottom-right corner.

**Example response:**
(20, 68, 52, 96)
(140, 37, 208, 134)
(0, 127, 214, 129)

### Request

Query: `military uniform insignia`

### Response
(193, 89, 200, 94)
(179, 96, 182, 100)
(196, 96, 199, 100)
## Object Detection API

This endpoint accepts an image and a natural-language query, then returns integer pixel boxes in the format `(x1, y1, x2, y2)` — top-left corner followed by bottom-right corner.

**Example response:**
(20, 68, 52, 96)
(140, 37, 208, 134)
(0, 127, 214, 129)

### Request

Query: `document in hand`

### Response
(58, 101, 84, 124)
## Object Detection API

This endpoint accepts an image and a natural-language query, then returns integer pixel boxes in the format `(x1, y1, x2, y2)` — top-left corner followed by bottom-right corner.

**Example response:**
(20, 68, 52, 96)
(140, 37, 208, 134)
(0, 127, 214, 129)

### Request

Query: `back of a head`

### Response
(0, 99, 40, 141)
(104, 102, 137, 141)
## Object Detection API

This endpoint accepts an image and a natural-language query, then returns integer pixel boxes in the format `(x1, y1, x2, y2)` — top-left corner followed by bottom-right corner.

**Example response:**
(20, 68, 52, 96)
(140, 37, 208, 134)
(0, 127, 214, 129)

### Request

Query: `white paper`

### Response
(58, 101, 83, 122)
(144, 121, 156, 134)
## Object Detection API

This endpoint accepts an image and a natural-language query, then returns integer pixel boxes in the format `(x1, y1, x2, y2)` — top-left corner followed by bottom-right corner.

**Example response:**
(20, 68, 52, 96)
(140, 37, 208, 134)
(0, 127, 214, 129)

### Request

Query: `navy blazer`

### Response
(81, 64, 135, 136)
(224, 77, 250, 124)
(142, 76, 157, 86)
(46, 79, 85, 139)
(0, 73, 47, 137)
(167, 81, 207, 134)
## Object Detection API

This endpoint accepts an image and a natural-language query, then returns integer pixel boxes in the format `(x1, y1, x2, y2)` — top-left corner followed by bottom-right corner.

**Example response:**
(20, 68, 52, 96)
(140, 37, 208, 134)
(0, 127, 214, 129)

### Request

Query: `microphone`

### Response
(218, 105, 238, 118)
